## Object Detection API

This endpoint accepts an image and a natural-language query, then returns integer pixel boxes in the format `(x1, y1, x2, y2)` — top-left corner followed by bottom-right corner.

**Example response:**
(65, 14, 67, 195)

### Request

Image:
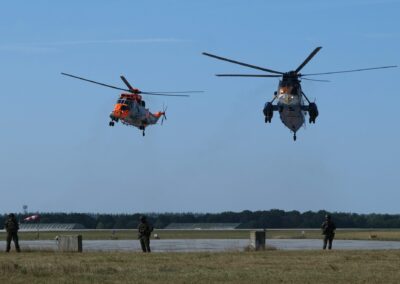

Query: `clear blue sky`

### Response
(1, 0, 399, 214)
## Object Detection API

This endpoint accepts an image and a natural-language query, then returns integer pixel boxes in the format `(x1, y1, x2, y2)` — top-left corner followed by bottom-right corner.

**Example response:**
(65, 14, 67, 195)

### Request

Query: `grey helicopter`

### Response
(203, 47, 397, 141)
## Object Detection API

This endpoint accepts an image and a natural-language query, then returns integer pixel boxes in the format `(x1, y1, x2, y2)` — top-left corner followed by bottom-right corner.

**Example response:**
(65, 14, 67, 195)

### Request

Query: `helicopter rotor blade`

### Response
(140, 92, 190, 97)
(120, 75, 203, 97)
(62, 72, 200, 97)
(143, 91, 203, 94)
(294, 47, 322, 73)
(61, 73, 130, 92)
(301, 77, 331, 82)
(120, 76, 135, 91)
(301, 65, 398, 76)
(202, 52, 284, 75)
(216, 74, 282, 77)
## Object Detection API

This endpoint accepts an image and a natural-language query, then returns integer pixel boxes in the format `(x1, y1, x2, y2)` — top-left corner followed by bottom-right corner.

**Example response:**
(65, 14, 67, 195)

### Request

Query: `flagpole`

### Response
(37, 218, 39, 239)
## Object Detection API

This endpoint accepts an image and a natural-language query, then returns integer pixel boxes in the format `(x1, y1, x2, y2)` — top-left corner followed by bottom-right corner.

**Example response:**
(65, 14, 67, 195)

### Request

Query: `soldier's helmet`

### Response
(140, 215, 147, 222)
(8, 213, 15, 218)
(325, 214, 331, 220)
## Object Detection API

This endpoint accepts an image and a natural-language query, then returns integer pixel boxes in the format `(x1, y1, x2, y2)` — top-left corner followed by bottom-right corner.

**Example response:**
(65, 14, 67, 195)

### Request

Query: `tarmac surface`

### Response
(2, 239, 400, 252)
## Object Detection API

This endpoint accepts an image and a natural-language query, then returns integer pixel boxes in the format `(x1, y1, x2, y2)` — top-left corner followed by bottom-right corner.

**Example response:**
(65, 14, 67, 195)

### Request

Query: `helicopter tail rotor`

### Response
(161, 104, 168, 125)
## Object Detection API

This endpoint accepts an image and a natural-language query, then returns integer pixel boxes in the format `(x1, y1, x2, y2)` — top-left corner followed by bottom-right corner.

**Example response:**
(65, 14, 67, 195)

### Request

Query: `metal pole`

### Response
(37, 218, 40, 240)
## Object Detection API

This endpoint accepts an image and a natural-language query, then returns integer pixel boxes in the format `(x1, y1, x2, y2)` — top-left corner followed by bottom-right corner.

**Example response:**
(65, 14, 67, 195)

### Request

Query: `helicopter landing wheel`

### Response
(109, 121, 114, 127)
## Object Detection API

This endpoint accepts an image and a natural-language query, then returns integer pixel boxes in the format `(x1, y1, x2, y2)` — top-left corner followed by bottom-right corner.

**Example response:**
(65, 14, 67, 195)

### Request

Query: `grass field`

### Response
(0, 250, 399, 283)
(2, 229, 400, 241)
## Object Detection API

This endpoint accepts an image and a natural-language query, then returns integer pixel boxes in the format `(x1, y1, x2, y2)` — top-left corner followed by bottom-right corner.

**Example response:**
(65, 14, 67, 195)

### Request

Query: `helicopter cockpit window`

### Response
(291, 85, 298, 95)
(120, 105, 130, 111)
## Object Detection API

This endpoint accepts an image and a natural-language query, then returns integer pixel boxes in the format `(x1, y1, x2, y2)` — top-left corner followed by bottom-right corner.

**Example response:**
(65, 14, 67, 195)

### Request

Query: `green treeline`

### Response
(2, 210, 400, 229)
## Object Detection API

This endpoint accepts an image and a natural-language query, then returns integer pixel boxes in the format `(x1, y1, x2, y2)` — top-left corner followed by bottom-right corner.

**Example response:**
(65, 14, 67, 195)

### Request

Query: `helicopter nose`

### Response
(111, 103, 129, 119)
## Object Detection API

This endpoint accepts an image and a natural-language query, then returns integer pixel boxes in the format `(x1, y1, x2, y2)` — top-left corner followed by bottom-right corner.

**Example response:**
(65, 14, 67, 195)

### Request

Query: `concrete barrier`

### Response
(57, 235, 82, 252)
(250, 230, 266, 250)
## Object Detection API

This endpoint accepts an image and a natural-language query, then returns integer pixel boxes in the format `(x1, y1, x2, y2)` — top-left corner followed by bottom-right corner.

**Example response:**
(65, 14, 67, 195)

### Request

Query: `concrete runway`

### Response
(2, 239, 400, 252)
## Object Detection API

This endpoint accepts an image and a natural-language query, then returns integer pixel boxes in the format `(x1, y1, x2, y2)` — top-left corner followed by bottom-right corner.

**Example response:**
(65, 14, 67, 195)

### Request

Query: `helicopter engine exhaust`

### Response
(308, 102, 318, 124)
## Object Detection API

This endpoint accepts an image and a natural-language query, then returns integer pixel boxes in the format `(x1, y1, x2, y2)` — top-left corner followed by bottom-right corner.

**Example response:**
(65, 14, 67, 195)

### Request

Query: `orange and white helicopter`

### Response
(62, 73, 202, 136)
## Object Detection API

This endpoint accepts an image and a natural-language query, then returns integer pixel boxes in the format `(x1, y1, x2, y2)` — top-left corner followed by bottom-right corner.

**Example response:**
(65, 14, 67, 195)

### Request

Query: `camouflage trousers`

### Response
(323, 234, 334, 250)
(139, 237, 151, 253)
(6, 232, 20, 252)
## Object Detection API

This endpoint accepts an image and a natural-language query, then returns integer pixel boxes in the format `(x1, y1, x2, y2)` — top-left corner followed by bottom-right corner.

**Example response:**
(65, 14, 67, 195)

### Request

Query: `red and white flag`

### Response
(24, 214, 40, 221)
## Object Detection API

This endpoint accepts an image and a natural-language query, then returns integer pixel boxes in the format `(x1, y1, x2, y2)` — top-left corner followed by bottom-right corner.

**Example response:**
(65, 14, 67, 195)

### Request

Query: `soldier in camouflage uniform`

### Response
(321, 214, 336, 250)
(137, 215, 153, 253)
(4, 213, 21, 252)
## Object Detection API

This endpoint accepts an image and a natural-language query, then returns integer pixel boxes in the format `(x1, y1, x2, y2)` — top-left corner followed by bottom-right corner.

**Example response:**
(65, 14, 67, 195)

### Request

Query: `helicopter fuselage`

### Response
(276, 76, 305, 134)
(109, 93, 164, 134)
